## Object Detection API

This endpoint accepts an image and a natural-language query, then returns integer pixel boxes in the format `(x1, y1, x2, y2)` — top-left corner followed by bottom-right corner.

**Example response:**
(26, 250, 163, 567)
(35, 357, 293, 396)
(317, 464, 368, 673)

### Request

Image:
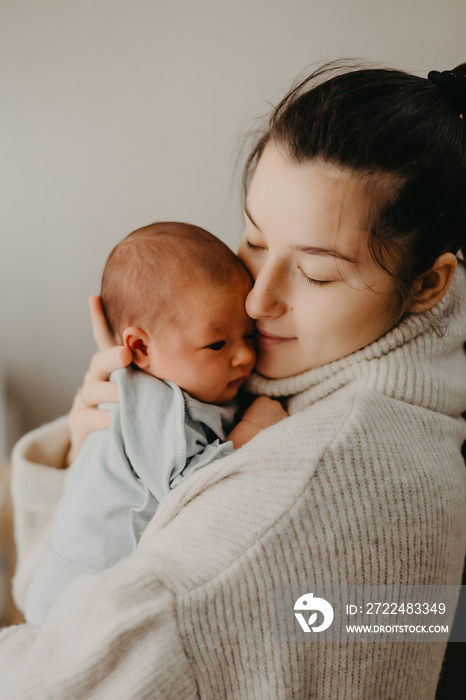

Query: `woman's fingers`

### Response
(70, 402, 112, 430)
(65, 303, 133, 466)
(65, 302, 133, 466)
(67, 347, 130, 465)
(79, 380, 120, 407)
(66, 406, 112, 466)
(89, 295, 116, 350)
(85, 345, 132, 384)
(67, 387, 115, 466)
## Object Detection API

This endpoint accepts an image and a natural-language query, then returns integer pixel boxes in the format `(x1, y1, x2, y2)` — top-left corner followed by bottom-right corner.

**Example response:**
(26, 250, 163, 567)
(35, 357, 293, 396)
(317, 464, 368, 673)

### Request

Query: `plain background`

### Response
(1, 0, 466, 450)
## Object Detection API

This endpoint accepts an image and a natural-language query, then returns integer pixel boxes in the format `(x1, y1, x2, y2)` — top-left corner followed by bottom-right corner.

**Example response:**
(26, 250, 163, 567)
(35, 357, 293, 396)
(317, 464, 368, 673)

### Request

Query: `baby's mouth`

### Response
(228, 375, 247, 387)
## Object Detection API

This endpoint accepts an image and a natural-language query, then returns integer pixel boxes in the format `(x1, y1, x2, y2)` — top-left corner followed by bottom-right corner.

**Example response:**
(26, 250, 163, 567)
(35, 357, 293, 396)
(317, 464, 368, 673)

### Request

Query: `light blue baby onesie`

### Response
(24, 366, 237, 626)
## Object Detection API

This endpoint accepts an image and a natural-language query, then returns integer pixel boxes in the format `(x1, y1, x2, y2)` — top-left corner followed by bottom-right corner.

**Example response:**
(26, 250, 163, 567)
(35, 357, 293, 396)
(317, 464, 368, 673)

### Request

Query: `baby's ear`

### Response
(121, 327, 151, 369)
(407, 253, 457, 314)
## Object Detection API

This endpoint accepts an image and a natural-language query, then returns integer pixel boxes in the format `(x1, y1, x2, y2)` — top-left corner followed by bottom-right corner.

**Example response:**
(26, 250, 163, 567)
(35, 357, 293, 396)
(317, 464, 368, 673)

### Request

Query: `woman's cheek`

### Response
(245, 259, 262, 284)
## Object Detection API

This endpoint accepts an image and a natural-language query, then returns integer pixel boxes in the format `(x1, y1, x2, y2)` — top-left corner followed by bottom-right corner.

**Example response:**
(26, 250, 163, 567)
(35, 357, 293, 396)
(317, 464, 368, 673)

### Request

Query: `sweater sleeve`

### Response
(0, 548, 199, 699)
(10, 417, 69, 611)
(0, 399, 348, 699)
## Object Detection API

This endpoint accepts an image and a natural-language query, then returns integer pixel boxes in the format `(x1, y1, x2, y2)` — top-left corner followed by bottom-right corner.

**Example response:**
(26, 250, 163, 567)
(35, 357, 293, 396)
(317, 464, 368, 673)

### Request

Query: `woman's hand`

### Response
(66, 296, 132, 466)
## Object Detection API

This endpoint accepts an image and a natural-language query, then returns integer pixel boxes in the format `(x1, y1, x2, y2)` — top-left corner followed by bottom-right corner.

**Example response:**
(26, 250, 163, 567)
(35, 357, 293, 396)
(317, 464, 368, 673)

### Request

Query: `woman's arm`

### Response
(2, 394, 461, 698)
(2, 548, 199, 699)
(3, 413, 300, 698)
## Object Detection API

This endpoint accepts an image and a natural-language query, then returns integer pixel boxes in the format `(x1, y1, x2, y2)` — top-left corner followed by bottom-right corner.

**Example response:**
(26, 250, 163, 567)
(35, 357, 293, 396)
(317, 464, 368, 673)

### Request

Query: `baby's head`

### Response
(101, 222, 256, 404)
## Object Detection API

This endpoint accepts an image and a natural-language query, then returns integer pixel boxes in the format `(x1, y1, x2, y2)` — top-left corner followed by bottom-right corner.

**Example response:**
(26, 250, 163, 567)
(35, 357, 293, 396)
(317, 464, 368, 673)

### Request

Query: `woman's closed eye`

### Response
(246, 240, 266, 251)
(298, 267, 332, 287)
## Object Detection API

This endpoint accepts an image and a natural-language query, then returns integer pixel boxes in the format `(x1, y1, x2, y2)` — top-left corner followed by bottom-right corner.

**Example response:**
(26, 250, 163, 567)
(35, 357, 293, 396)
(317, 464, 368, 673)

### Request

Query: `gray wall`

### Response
(1, 0, 465, 450)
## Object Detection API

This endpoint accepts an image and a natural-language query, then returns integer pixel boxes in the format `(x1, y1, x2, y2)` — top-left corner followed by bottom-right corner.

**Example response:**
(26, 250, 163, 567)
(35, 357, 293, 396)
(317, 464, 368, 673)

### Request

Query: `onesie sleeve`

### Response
(23, 409, 147, 626)
(21, 368, 235, 626)
(116, 368, 234, 501)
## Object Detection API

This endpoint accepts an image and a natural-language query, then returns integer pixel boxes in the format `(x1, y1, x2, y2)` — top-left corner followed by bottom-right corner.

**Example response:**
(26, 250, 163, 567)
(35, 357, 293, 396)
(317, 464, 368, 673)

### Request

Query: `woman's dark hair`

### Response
(243, 61, 466, 308)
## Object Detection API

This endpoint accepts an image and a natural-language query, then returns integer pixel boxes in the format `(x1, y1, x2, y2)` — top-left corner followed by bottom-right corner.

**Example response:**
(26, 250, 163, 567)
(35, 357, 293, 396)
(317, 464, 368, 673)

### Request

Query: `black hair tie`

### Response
(428, 69, 466, 115)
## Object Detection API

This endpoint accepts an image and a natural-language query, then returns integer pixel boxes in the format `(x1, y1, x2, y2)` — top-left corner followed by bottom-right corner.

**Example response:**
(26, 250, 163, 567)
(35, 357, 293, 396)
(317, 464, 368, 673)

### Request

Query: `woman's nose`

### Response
(245, 263, 288, 320)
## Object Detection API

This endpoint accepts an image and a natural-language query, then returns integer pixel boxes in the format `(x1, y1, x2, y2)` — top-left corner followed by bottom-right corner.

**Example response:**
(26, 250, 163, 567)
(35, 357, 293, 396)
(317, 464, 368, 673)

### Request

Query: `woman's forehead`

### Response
(247, 148, 365, 254)
(246, 143, 401, 260)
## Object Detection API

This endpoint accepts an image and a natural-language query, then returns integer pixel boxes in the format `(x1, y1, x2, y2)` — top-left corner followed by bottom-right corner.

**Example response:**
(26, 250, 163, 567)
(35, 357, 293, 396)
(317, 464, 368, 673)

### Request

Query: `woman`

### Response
(2, 62, 466, 699)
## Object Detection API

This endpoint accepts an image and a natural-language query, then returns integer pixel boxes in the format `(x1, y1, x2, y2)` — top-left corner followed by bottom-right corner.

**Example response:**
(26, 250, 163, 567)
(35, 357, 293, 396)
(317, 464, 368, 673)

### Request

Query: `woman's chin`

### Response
(254, 353, 299, 380)
(254, 345, 326, 379)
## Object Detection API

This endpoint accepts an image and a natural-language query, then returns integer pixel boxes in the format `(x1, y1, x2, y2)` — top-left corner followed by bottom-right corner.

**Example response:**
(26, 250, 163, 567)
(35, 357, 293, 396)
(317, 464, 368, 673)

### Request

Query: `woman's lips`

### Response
(256, 328, 296, 348)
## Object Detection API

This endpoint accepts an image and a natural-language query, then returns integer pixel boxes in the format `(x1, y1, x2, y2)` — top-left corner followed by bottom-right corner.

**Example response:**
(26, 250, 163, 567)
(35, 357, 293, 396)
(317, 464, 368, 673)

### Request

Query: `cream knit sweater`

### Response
(2, 266, 466, 700)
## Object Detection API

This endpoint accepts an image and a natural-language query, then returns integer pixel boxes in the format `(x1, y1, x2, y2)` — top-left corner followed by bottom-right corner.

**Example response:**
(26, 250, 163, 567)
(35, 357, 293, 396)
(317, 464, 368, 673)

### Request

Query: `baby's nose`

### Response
(232, 341, 255, 367)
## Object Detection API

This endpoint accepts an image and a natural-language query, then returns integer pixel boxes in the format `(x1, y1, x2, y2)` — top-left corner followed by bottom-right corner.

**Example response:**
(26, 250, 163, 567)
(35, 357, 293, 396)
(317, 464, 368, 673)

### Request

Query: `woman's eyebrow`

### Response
(245, 203, 355, 264)
(293, 243, 356, 264)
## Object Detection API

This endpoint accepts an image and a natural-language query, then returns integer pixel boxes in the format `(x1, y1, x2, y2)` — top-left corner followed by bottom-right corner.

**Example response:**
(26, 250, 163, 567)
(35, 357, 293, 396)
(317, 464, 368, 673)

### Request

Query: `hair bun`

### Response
(428, 66, 466, 115)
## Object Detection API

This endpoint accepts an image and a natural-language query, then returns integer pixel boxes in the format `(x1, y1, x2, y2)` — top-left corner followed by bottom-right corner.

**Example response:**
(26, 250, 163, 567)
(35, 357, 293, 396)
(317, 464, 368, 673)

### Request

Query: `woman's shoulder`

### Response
(239, 387, 466, 512)
(303, 387, 466, 476)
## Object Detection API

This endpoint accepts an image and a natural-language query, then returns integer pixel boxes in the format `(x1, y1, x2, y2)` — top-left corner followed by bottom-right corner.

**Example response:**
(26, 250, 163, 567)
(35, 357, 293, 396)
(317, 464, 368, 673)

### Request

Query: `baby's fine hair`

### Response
(244, 60, 466, 309)
(101, 222, 250, 343)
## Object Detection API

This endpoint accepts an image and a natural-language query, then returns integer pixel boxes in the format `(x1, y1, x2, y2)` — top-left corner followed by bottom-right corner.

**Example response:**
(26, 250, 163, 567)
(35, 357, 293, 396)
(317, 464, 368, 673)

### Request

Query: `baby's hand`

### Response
(241, 396, 288, 431)
(227, 396, 288, 450)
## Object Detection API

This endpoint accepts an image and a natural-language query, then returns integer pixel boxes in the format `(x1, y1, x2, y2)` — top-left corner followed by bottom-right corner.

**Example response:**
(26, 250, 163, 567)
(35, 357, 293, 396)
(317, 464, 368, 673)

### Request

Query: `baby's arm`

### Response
(24, 399, 150, 626)
(227, 396, 288, 449)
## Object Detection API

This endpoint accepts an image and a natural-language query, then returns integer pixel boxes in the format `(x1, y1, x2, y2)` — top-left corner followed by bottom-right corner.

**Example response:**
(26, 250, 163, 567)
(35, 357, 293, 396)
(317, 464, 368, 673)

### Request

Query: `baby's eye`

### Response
(244, 333, 255, 342)
(207, 341, 226, 351)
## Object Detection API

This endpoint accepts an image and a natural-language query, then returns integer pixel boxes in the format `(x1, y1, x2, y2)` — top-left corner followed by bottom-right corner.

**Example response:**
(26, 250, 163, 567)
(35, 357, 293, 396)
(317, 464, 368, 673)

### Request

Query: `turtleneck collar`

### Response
(246, 263, 466, 415)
